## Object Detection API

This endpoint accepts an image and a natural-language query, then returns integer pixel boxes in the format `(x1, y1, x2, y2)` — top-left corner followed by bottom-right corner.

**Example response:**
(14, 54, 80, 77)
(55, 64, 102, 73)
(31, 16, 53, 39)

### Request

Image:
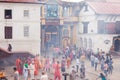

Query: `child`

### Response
(13, 67, 19, 80)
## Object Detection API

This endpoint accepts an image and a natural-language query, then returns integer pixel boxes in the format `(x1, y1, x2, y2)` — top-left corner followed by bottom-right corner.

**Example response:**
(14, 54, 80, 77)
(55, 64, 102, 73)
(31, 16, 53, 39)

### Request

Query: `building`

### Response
(0, 0, 45, 55)
(77, 1, 120, 53)
(40, 0, 64, 52)
(59, 0, 80, 48)
(0, 0, 80, 56)
(40, 0, 80, 53)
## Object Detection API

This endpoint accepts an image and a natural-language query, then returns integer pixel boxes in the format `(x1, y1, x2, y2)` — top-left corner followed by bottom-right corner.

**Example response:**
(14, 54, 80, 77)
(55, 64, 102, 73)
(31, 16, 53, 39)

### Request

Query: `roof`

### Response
(58, 0, 79, 6)
(0, 0, 46, 4)
(61, 0, 84, 2)
(87, 2, 120, 15)
(107, 0, 120, 2)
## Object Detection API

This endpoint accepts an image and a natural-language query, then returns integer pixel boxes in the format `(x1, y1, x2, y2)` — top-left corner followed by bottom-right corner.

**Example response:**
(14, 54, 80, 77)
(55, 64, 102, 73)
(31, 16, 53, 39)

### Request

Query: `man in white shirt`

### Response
(13, 67, 19, 80)
(76, 57, 80, 72)
(40, 71, 48, 80)
(29, 59, 35, 80)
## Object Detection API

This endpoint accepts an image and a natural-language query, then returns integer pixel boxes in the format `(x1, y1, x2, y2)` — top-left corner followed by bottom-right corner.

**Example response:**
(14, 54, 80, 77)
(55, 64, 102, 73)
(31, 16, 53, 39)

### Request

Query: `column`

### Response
(70, 25, 73, 46)
(59, 25, 63, 49)
(41, 26, 45, 53)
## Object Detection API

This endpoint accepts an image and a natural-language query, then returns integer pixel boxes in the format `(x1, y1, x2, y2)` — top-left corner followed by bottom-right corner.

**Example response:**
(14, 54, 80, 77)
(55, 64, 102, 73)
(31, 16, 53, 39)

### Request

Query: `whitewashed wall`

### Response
(0, 3, 41, 55)
(77, 4, 119, 53)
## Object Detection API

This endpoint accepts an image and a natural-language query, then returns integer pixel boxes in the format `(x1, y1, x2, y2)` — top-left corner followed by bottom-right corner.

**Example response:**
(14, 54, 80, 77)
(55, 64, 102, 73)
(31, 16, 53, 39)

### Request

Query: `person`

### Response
(67, 57, 71, 69)
(13, 67, 19, 80)
(8, 44, 12, 51)
(94, 57, 99, 71)
(61, 57, 66, 72)
(108, 58, 113, 74)
(45, 56, 50, 72)
(96, 73, 106, 80)
(23, 61, 29, 80)
(29, 58, 35, 80)
(90, 54, 95, 67)
(34, 55, 40, 76)
(80, 54, 86, 65)
(54, 61, 61, 80)
(76, 57, 80, 72)
(71, 66, 76, 73)
(80, 64, 85, 78)
(40, 71, 48, 80)
(69, 69, 76, 80)
(104, 62, 108, 76)
(0, 68, 7, 80)
(15, 57, 22, 75)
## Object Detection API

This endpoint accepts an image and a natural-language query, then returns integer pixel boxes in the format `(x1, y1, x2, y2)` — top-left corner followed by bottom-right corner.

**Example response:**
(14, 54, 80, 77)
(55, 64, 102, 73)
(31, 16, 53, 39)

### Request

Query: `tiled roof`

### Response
(87, 2, 120, 15)
(0, 0, 45, 3)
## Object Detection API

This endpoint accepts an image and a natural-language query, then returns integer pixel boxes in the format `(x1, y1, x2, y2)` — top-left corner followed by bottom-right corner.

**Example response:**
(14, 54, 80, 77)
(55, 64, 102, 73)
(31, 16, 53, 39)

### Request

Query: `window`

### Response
(115, 21, 120, 34)
(46, 4, 58, 17)
(5, 9, 12, 19)
(84, 5, 88, 12)
(63, 29, 69, 37)
(5, 27, 12, 39)
(63, 7, 67, 16)
(40, 7, 42, 17)
(98, 20, 105, 34)
(24, 10, 29, 17)
(106, 22, 116, 34)
(24, 26, 29, 37)
(82, 22, 89, 33)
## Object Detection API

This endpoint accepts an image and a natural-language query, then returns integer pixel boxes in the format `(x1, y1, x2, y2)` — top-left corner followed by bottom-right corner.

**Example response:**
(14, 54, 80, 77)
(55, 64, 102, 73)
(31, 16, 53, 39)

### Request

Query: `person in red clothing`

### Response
(67, 57, 71, 69)
(54, 61, 61, 80)
(34, 55, 40, 76)
(15, 57, 22, 75)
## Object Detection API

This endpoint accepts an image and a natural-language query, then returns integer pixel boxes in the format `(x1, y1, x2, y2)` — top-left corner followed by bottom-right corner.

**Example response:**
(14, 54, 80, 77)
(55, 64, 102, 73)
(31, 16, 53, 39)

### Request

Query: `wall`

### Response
(77, 4, 120, 53)
(0, 3, 41, 55)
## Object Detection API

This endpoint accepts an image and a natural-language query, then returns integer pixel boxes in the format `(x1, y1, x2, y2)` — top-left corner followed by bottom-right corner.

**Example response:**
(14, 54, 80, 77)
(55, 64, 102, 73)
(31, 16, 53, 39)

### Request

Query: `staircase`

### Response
(0, 47, 34, 68)
(0, 47, 12, 59)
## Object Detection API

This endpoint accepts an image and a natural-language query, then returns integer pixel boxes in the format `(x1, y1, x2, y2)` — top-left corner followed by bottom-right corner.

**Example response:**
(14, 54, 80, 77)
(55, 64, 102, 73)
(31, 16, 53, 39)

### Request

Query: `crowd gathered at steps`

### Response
(13, 46, 113, 80)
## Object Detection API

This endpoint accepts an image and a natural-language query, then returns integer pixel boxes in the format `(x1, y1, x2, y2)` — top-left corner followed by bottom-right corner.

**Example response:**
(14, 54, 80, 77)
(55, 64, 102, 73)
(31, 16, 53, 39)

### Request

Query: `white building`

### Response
(0, 0, 44, 55)
(77, 1, 120, 53)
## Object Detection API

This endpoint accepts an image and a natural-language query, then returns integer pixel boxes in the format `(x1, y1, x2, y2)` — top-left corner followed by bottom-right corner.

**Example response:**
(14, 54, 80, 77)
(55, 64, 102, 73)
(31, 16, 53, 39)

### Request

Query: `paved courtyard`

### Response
(4, 54, 120, 80)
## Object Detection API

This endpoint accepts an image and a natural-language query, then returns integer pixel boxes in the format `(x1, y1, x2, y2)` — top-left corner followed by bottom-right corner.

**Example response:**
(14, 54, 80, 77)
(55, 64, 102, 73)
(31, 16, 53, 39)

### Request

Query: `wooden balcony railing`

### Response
(64, 16, 79, 22)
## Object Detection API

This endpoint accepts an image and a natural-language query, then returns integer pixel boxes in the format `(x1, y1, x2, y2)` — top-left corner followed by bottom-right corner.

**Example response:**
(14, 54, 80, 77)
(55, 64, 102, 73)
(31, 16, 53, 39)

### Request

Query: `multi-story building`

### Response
(40, 0, 64, 52)
(77, 1, 120, 53)
(59, 0, 80, 48)
(40, 0, 80, 53)
(2, 0, 119, 55)
(0, 0, 45, 55)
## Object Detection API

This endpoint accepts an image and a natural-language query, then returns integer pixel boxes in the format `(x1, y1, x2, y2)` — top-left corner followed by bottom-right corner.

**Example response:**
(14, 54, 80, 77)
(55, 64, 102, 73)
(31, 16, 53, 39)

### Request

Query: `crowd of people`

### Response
(11, 45, 114, 80)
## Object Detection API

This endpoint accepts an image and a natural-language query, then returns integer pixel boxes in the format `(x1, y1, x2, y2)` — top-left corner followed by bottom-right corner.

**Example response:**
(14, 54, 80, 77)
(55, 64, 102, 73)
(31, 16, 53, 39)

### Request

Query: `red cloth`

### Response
(54, 63, 61, 80)
(34, 57, 39, 75)
(16, 58, 22, 75)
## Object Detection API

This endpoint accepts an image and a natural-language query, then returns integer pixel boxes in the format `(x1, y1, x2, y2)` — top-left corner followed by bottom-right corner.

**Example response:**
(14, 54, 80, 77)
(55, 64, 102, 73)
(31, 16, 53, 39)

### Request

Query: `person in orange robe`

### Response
(15, 57, 22, 75)
(54, 61, 61, 80)
(34, 55, 40, 76)
(67, 57, 71, 69)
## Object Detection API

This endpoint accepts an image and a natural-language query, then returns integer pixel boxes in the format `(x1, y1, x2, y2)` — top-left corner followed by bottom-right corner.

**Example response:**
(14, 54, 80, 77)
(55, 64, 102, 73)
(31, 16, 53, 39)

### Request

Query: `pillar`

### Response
(41, 26, 45, 53)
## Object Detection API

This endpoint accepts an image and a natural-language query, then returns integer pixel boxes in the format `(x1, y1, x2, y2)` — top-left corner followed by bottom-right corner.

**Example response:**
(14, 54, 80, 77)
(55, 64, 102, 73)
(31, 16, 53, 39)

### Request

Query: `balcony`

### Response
(64, 16, 79, 23)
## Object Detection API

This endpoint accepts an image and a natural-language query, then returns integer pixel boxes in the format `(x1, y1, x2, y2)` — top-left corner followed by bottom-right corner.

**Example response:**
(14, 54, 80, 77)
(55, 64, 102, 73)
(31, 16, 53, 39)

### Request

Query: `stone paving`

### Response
(3, 52, 120, 80)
